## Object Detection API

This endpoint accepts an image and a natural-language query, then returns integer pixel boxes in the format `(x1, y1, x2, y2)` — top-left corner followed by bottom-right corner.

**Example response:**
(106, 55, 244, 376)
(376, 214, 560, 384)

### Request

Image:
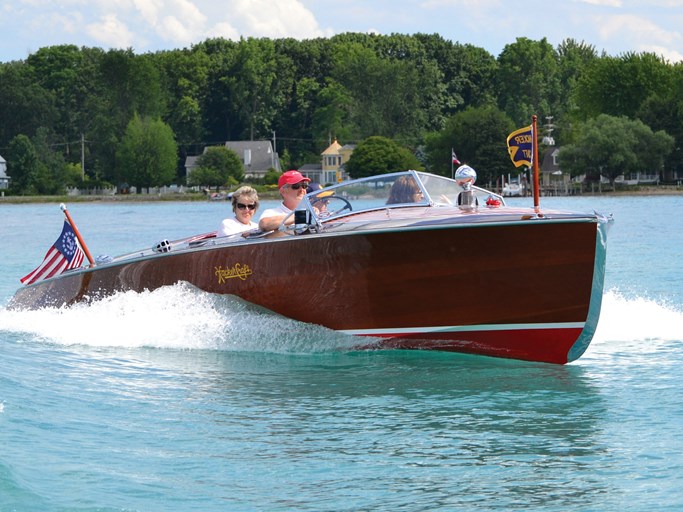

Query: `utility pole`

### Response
(81, 133, 85, 181)
(272, 131, 277, 170)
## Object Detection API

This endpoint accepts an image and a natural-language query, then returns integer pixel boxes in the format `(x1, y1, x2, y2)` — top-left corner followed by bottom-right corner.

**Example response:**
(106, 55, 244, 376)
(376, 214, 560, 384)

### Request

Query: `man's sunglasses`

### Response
(236, 203, 256, 210)
(289, 183, 308, 190)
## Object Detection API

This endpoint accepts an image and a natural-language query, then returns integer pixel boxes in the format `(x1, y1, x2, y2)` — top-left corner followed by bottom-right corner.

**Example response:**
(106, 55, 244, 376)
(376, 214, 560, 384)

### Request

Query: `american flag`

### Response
(452, 149, 461, 165)
(20, 221, 85, 285)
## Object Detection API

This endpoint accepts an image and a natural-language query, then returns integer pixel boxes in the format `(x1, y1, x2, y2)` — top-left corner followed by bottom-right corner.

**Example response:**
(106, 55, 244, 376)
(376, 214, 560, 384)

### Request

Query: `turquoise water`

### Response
(1, 196, 683, 511)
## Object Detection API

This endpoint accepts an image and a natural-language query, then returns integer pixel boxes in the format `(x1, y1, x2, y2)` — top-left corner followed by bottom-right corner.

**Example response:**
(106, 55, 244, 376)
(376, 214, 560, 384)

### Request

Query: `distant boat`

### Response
(11, 170, 613, 364)
(503, 180, 523, 197)
(209, 192, 229, 201)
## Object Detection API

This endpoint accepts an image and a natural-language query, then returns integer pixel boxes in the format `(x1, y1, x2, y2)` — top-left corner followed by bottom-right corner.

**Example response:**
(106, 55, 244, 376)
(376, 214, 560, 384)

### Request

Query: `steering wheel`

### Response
(313, 196, 353, 218)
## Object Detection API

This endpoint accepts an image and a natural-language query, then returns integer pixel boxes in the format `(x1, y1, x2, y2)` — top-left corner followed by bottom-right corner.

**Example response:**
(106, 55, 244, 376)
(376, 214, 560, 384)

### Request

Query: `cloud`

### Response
(597, 13, 683, 60)
(205, 21, 240, 41)
(419, 0, 501, 7)
(85, 13, 136, 48)
(575, 0, 622, 6)
(225, 0, 332, 39)
(641, 45, 683, 63)
(131, 0, 164, 26)
(157, 0, 207, 44)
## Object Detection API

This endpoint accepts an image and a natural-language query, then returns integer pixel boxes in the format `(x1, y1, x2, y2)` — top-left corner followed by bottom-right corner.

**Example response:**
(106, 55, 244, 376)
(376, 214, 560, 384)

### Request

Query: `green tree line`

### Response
(1, 33, 682, 194)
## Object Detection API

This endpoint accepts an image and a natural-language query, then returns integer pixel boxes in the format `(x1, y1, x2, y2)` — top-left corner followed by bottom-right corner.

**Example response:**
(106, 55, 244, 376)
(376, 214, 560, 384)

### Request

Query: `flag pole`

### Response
(451, 147, 454, 177)
(532, 115, 540, 210)
(60, 203, 95, 267)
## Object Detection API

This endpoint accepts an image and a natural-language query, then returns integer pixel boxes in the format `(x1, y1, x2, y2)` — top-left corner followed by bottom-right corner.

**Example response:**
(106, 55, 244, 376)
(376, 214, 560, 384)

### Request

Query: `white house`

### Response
(0, 154, 9, 189)
(185, 140, 281, 181)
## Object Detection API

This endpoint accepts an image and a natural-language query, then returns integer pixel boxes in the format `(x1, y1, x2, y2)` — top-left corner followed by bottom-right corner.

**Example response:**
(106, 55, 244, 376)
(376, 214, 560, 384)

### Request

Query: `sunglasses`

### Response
(289, 183, 308, 190)
(236, 203, 256, 211)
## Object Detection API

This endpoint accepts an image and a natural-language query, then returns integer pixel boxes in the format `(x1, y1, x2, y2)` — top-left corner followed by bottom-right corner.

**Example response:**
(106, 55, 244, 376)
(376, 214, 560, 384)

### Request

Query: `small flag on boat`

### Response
(20, 221, 85, 285)
(451, 149, 461, 165)
(506, 125, 533, 167)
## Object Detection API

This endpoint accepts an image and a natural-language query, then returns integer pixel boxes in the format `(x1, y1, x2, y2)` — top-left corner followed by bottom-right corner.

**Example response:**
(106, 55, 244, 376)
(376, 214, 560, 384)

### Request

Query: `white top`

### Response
(258, 203, 291, 222)
(217, 217, 258, 237)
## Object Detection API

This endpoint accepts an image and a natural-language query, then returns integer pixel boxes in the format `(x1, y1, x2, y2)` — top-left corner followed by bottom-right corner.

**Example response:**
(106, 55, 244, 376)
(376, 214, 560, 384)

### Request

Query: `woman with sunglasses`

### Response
(258, 170, 311, 231)
(217, 186, 260, 237)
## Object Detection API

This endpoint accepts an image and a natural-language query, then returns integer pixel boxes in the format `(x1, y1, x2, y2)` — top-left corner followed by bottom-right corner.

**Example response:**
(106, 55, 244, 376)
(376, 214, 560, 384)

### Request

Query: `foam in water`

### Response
(0, 282, 359, 353)
(593, 288, 683, 344)
(1, 285, 681, 356)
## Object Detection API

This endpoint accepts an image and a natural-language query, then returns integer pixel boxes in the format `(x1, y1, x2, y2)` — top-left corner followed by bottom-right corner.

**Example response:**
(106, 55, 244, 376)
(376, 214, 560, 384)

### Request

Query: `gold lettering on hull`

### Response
(215, 263, 253, 283)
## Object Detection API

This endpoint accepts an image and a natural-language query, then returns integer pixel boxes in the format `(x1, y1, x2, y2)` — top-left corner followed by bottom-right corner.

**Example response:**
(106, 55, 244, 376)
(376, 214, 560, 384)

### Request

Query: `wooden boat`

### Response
(10, 170, 612, 364)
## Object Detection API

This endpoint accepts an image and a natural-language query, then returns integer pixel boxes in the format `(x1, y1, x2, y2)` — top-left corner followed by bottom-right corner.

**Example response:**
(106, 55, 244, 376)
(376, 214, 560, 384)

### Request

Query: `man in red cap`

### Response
(258, 170, 311, 231)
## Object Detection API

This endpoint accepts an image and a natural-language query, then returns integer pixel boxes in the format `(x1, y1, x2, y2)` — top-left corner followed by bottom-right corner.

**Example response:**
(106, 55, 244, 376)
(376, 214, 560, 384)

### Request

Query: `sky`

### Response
(1, 0, 682, 63)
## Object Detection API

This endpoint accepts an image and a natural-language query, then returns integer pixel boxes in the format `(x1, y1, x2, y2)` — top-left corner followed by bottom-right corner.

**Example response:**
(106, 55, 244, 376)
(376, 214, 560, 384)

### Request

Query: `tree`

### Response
(31, 127, 69, 194)
(26, 45, 102, 146)
(117, 114, 178, 190)
(188, 146, 244, 188)
(6, 134, 39, 194)
(228, 38, 293, 141)
(155, 47, 210, 150)
(573, 52, 673, 121)
(424, 105, 515, 183)
(0, 62, 57, 148)
(330, 41, 443, 140)
(496, 37, 561, 127)
(555, 39, 599, 141)
(345, 136, 423, 178)
(187, 167, 225, 190)
(637, 64, 683, 180)
(311, 78, 354, 142)
(560, 114, 674, 185)
(415, 34, 498, 114)
(86, 49, 167, 184)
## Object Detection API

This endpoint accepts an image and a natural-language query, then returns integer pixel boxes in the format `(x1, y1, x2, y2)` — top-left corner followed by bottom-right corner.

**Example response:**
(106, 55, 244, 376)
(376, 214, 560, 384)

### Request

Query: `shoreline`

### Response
(1, 186, 681, 204)
(0, 191, 283, 204)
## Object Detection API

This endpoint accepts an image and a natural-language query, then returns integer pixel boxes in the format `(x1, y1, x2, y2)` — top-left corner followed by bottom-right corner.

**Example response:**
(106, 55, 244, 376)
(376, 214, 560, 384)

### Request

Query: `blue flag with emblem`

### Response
(506, 125, 533, 167)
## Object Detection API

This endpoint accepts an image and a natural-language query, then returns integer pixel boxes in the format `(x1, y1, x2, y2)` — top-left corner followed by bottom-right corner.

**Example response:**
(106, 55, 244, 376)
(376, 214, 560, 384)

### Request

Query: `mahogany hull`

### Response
(11, 217, 608, 364)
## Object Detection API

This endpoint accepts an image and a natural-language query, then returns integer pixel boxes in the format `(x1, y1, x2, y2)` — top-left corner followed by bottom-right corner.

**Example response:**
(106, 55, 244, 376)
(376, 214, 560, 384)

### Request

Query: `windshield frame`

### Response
(298, 170, 505, 227)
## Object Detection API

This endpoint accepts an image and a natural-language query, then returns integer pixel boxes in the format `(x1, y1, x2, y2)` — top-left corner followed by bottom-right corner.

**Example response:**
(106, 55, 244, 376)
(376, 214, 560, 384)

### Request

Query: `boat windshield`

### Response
(301, 170, 504, 221)
(417, 172, 502, 206)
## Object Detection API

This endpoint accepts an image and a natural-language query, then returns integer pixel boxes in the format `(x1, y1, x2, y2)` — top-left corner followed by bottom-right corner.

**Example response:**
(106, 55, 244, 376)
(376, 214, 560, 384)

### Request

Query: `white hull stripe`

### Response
(339, 322, 586, 336)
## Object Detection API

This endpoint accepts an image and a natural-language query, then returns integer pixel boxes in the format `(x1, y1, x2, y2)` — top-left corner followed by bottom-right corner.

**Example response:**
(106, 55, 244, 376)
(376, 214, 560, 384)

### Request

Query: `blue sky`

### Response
(1, 0, 682, 63)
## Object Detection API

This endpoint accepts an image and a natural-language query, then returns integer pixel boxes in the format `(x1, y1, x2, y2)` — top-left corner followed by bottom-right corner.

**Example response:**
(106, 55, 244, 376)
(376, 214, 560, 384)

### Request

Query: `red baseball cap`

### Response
(278, 170, 311, 189)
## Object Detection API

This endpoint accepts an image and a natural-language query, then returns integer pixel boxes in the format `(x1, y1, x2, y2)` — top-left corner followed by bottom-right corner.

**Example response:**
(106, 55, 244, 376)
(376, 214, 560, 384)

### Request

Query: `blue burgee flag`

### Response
(506, 125, 533, 167)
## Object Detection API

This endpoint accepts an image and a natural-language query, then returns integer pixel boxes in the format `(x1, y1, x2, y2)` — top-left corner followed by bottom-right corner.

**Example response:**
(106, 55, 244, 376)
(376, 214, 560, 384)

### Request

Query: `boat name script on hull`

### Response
(215, 263, 252, 283)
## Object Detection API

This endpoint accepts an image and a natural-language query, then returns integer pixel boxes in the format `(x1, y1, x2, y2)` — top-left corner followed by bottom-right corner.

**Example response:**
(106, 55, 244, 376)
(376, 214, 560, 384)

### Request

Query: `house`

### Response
(300, 139, 355, 185)
(0, 154, 9, 190)
(541, 146, 663, 190)
(540, 146, 573, 195)
(540, 146, 563, 183)
(224, 140, 281, 179)
(185, 140, 281, 181)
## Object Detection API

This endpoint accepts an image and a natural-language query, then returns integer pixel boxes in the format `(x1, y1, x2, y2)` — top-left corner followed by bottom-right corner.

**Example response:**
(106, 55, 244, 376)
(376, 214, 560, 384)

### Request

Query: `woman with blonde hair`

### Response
(217, 186, 260, 237)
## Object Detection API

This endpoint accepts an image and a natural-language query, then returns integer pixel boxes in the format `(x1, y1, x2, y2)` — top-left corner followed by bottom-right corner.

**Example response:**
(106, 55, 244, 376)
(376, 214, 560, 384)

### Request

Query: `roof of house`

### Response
(541, 147, 561, 174)
(299, 163, 322, 172)
(225, 140, 277, 171)
(185, 155, 200, 169)
(184, 140, 280, 173)
(321, 140, 343, 155)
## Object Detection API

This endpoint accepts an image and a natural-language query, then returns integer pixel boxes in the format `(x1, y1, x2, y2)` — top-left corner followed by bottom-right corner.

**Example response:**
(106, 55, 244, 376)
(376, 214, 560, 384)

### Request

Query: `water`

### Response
(1, 196, 683, 511)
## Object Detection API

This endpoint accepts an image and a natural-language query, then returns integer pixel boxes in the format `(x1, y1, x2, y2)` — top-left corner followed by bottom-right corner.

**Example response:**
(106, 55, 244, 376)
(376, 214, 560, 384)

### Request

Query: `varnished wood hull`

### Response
(11, 215, 609, 364)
